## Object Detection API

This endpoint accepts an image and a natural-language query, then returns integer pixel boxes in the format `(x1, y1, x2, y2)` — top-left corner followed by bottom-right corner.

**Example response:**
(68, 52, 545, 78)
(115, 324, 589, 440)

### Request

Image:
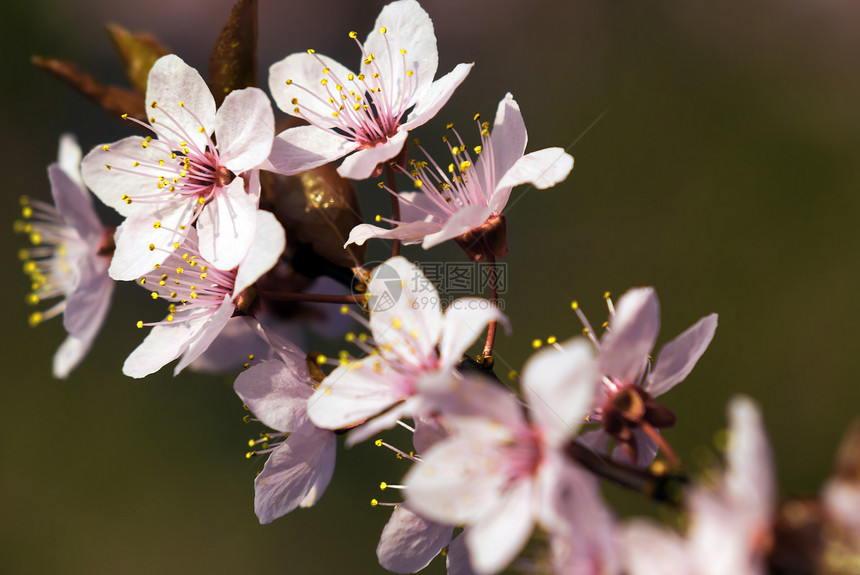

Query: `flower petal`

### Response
(62, 257, 113, 338)
(647, 313, 718, 397)
(493, 148, 574, 213)
(437, 298, 508, 367)
(465, 480, 535, 575)
(48, 164, 99, 244)
(345, 399, 415, 447)
(377, 505, 454, 574)
(233, 210, 286, 296)
(215, 87, 275, 174)
(621, 520, 690, 575)
(521, 338, 598, 446)
(447, 532, 478, 575)
(725, 396, 775, 524)
(363, 0, 439, 105)
(188, 317, 271, 374)
(269, 52, 356, 129)
(234, 359, 313, 433)
(196, 178, 258, 271)
(53, 278, 111, 380)
(254, 429, 336, 523)
(108, 201, 197, 281)
(488, 93, 528, 177)
(57, 133, 84, 188)
(337, 130, 409, 180)
(402, 63, 474, 131)
(421, 205, 493, 249)
(599, 287, 660, 384)
(122, 311, 209, 378)
(345, 220, 442, 248)
(263, 125, 356, 176)
(146, 54, 216, 152)
(173, 296, 235, 374)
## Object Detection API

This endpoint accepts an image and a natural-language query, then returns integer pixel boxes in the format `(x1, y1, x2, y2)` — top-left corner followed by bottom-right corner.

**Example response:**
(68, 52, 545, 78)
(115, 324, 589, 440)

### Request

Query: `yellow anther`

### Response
(140, 278, 146, 285)
(375, 439, 383, 447)
(452, 146, 460, 155)
(148, 243, 155, 251)
(604, 291, 611, 299)
(349, 31, 357, 39)
(178, 101, 184, 107)
(571, 301, 579, 310)
(345, 332, 355, 342)
(245, 452, 254, 459)
(473, 145, 482, 154)
(26, 293, 39, 305)
(121, 113, 128, 119)
(358, 74, 366, 81)
(446, 123, 454, 130)
(150, 101, 158, 108)
(141, 141, 148, 149)
(532, 339, 543, 349)
(332, 111, 339, 118)
(198, 126, 205, 133)
(294, 107, 300, 114)
(166, 314, 174, 322)
(547, 336, 557, 345)
(176, 267, 184, 274)
(316, 355, 327, 365)
(136, 320, 144, 328)
(172, 242, 180, 249)
(370, 499, 379, 507)
(459, 161, 472, 171)
(375, 214, 382, 222)
(200, 273, 207, 279)
(392, 317, 402, 329)
(153, 221, 162, 229)
(307, 49, 316, 54)
(379, 26, 387, 33)
(406, 70, 413, 77)
(105, 164, 112, 171)
(508, 370, 518, 380)
(323, 67, 330, 74)
(448, 163, 455, 173)
(380, 482, 388, 490)
(151, 292, 159, 300)
(473, 113, 481, 121)
(132, 161, 140, 167)
(358, 333, 368, 343)
(28, 311, 43, 327)
(400, 49, 406, 55)
(285, 79, 293, 85)
(102, 144, 110, 151)
(169, 292, 177, 298)
(198, 197, 206, 205)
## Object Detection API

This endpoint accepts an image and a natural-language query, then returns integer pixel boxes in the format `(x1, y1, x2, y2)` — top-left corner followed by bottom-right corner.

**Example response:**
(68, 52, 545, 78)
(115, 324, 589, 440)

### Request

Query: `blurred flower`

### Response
(578, 288, 717, 467)
(405, 338, 599, 574)
(123, 210, 285, 378)
(16, 134, 114, 379)
(82, 54, 274, 279)
(234, 324, 336, 524)
(266, 0, 472, 180)
(307, 256, 504, 445)
(346, 93, 574, 260)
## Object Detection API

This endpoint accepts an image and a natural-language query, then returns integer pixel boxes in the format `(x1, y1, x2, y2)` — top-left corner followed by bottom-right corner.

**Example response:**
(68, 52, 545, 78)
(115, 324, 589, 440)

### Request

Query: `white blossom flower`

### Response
(405, 339, 599, 574)
(307, 256, 504, 445)
(17, 134, 114, 378)
(82, 54, 275, 279)
(346, 93, 573, 259)
(123, 210, 285, 378)
(267, 0, 472, 180)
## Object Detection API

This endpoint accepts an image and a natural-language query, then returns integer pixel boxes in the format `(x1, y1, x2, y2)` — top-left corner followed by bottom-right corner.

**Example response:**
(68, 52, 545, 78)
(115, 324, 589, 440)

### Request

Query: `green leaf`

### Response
(105, 23, 168, 94)
(208, 0, 258, 106)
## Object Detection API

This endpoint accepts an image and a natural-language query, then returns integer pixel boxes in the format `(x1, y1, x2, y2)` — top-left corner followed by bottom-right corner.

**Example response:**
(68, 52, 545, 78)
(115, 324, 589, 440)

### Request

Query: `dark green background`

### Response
(3, 0, 859, 572)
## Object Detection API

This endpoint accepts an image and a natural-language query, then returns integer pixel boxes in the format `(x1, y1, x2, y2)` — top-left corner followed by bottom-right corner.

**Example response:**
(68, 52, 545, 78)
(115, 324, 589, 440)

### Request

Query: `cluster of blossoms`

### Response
(18, 1, 860, 573)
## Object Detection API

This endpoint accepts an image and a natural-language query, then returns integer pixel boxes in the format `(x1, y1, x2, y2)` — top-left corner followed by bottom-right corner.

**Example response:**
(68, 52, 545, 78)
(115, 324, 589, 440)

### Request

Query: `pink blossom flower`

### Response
(345, 94, 574, 258)
(404, 338, 599, 574)
(82, 54, 275, 279)
(16, 134, 114, 378)
(123, 210, 285, 378)
(578, 288, 717, 466)
(622, 396, 775, 575)
(266, 0, 472, 180)
(234, 323, 336, 524)
(306, 256, 505, 445)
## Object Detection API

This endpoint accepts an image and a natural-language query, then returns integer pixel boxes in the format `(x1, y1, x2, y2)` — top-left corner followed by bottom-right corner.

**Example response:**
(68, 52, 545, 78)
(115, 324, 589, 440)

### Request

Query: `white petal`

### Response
(419, 374, 525, 433)
(465, 480, 535, 575)
(196, 178, 258, 271)
(377, 505, 454, 574)
(306, 358, 404, 430)
(725, 396, 775, 524)
(363, 0, 439, 105)
(345, 400, 415, 447)
(402, 63, 474, 130)
(53, 334, 92, 380)
(599, 287, 660, 384)
(173, 296, 235, 374)
(412, 413, 449, 453)
(621, 520, 690, 575)
(399, 190, 448, 224)
(146, 54, 216, 152)
(447, 532, 478, 575)
(108, 201, 197, 281)
(81, 136, 166, 217)
(421, 205, 493, 249)
(368, 256, 444, 365)
(336, 130, 409, 180)
(188, 316, 271, 374)
(122, 312, 209, 378)
(234, 359, 313, 433)
(647, 313, 718, 396)
(522, 338, 598, 446)
(62, 257, 113, 338)
(262, 125, 356, 176)
(268, 52, 356, 128)
(57, 133, 84, 188)
(488, 93, 528, 177)
(254, 429, 336, 523)
(437, 298, 508, 366)
(493, 148, 573, 213)
(215, 87, 275, 174)
(48, 164, 99, 244)
(345, 221, 442, 247)
(233, 210, 286, 295)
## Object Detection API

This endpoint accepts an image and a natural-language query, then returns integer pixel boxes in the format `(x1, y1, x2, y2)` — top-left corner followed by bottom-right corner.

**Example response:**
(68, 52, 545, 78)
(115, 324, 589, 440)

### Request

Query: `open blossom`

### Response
(123, 210, 285, 378)
(82, 54, 275, 279)
(577, 288, 718, 466)
(623, 396, 775, 575)
(346, 93, 574, 258)
(266, 0, 472, 180)
(405, 339, 599, 574)
(307, 256, 504, 445)
(16, 134, 114, 379)
(234, 323, 336, 524)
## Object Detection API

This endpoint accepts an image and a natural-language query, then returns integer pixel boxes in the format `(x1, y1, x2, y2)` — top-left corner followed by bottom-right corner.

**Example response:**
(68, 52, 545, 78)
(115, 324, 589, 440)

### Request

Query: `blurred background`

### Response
(3, 0, 860, 572)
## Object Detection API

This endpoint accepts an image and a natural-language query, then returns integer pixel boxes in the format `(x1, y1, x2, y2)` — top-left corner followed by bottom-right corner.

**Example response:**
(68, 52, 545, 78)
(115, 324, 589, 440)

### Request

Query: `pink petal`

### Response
(233, 210, 286, 296)
(146, 55, 216, 152)
(253, 429, 336, 523)
(53, 334, 94, 380)
(421, 205, 493, 249)
(493, 148, 574, 213)
(269, 52, 356, 128)
(215, 87, 275, 174)
(437, 298, 508, 367)
(486, 93, 528, 182)
(52, 275, 112, 379)
(337, 130, 409, 180)
(465, 479, 535, 574)
(188, 317, 271, 375)
(725, 396, 775, 524)
(398, 191, 448, 223)
(647, 313, 718, 397)
(401, 63, 474, 130)
(599, 287, 660, 384)
(62, 257, 113, 338)
(234, 359, 313, 433)
(621, 520, 690, 575)
(122, 311, 210, 378)
(263, 126, 357, 176)
(173, 296, 235, 374)
(57, 133, 84, 188)
(345, 220, 443, 248)
(377, 505, 454, 574)
(48, 163, 99, 244)
(196, 177, 258, 271)
(345, 399, 414, 447)
(419, 374, 524, 433)
(363, 0, 439, 103)
(521, 338, 598, 446)
(447, 532, 478, 575)
(412, 413, 449, 453)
